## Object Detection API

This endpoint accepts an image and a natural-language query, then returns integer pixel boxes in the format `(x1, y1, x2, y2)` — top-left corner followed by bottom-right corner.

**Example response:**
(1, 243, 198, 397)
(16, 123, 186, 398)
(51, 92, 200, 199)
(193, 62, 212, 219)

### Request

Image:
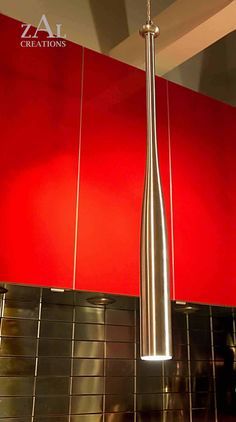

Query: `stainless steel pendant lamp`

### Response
(140, 0, 172, 361)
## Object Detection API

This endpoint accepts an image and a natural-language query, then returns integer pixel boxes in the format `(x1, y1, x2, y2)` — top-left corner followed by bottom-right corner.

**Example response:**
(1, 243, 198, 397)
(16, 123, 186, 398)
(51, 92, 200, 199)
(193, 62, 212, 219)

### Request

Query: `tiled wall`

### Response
(0, 284, 235, 421)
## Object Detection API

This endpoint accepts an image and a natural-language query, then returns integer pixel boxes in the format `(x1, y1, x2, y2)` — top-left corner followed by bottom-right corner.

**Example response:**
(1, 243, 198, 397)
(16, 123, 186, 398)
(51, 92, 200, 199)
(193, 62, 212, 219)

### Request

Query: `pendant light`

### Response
(140, 0, 172, 361)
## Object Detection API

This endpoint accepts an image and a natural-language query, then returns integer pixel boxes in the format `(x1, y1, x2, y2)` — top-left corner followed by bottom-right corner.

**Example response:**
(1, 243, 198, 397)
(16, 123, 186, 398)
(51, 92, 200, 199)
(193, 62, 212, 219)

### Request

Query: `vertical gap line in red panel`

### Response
(72, 47, 85, 290)
(166, 81, 176, 300)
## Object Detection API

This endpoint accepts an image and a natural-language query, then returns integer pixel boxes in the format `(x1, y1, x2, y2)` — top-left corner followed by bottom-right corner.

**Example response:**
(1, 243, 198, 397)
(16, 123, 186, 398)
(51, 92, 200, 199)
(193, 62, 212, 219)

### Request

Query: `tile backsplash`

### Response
(0, 284, 235, 421)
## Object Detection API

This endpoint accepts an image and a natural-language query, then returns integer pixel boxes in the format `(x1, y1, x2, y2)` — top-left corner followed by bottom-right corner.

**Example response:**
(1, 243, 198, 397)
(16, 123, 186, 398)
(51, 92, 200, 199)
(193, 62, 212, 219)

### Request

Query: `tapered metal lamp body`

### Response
(140, 21, 172, 361)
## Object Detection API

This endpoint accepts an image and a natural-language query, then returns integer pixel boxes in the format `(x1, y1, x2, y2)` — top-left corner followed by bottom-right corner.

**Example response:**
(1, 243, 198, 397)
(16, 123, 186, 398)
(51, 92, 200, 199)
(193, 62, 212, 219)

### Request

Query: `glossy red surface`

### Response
(76, 49, 172, 296)
(0, 15, 82, 287)
(169, 82, 236, 306)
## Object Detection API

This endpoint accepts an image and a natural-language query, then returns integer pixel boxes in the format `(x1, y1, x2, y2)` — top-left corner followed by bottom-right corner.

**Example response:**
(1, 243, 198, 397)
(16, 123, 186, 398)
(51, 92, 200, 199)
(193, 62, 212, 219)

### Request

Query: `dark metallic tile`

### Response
(137, 410, 189, 422)
(0, 337, 36, 356)
(36, 377, 70, 396)
(105, 414, 134, 422)
(75, 306, 104, 324)
(164, 377, 189, 394)
(137, 394, 163, 411)
(105, 325, 134, 342)
(106, 342, 134, 359)
(34, 418, 68, 422)
(105, 309, 134, 326)
(38, 339, 71, 356)
(75, 324, 105, 341)
(72, 376, 104, 395)
(73, 358, 104, 377)
(106, 359, 134, 377)
(40, 321, 72, 339)
(164, 360, 189, 377)
(191, 361, 214, 379)
(0, 357, 35, 376)
(136, 377, 164, 394)
(212, 315, 233, 334)
(4, 300, 39, 319)
(189, 315, 210, 331)
(5, 284, 40, 302)
(42, 288, 75, 305)
(171, 309, 187, 331)
(192, 409, 215, 421)
(1, 318, 38, 337)
(191, 377, 213, 392)
(189, 330, 211, 361)
(191, 392, 215, 409)
(137, 360, 162, 377)
(105, 377, 134, 395)
(74, 341, 104, 358)
(172, 329, 188, 346)
(0, 419, 31, 422)
(71, 395, 103, 414)
(172, 343, 188, 361)
(105, 394, 134, 413)
(0, 397, 33, 417)
(37, 357, 71, 376)
(0, 377, 34, 396)
(71, 415, 102, 422)
(212, 306, 233, 317)
(163, 393, 189, 410)
(34, 396, 69, 416)
(41, 303, 73, 322)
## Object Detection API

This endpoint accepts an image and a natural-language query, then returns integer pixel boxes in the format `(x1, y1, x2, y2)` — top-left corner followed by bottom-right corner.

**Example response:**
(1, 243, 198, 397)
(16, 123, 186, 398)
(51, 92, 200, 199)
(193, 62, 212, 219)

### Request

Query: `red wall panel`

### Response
(75, 48, 172, 296)
(0, 15, 82, 288)
(169, 82, 236, 306)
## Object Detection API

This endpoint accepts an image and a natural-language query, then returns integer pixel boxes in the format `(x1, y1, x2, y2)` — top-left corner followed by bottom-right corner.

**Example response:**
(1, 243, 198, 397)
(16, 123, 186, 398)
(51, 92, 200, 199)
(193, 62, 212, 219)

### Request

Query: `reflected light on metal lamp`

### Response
(139, 0, 172, 361)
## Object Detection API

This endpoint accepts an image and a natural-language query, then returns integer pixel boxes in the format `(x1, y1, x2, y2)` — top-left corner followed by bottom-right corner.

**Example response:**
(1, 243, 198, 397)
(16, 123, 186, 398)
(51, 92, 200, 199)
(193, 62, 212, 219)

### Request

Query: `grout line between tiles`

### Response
(209, 306, 218, 422)
(186, 313, 193, 422)
(31, 288, 42, 422)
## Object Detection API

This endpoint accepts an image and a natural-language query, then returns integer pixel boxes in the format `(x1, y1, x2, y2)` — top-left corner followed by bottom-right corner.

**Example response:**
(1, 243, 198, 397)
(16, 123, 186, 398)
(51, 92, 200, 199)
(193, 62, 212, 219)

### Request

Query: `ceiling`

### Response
(1, 0, 235, 106)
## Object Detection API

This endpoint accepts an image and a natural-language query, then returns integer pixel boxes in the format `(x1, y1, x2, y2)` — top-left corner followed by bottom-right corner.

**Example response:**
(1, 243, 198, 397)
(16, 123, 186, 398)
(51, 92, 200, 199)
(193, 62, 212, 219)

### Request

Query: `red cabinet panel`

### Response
(0, 15, 82, 288)
(169, 82, 236, 306)
(76, 49, 173, 296)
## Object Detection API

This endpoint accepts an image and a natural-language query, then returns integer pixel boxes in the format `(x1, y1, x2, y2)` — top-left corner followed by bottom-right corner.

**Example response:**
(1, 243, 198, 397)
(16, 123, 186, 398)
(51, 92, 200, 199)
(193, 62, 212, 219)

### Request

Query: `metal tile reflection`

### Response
(106, 342, 134, 359)
(40, 321, 72, 339)
(75, 306, 105, 324)
(0, 357, 35, 376)
(106, 309, 134, 326)
(105, 325, 134, 342)
(106, 359, 134, 377)
(105, 413, 134, 421)
(0, 397, 33, 417)
(71, 415, 102, 422)
(137, 394, 163, 411)
(6, 284, 40, 302)
(191, 361, 214, 378)
(38, 339, 71, 356)
(37, 357, 71, 376)
(4, 300, 39, 319)
(137, 410, 188, 422)
(34, 396, 70, 415)
(73, 359, 104, 376)
(137, 359, 162, 377)
(164, 377, 189, 394)
(192, 409, 215, 421)
(75, 323, 105, 341)
(1, 318, 38, 338)
(105, 377, 134, 395)
(36, 377, 70, 396)
(164, 360, 189, 377)
(0, 377, 34, 396)
(163, 393, 189, 410)
(71, 395, 103, 414)
(41, 303, 73, 322)
(105, 394, 134, 413)
(0, 338, 36, 356)
(136, 377, 164, 394)
(72, 376, 104, 395)
(74, 341, 104, 358)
